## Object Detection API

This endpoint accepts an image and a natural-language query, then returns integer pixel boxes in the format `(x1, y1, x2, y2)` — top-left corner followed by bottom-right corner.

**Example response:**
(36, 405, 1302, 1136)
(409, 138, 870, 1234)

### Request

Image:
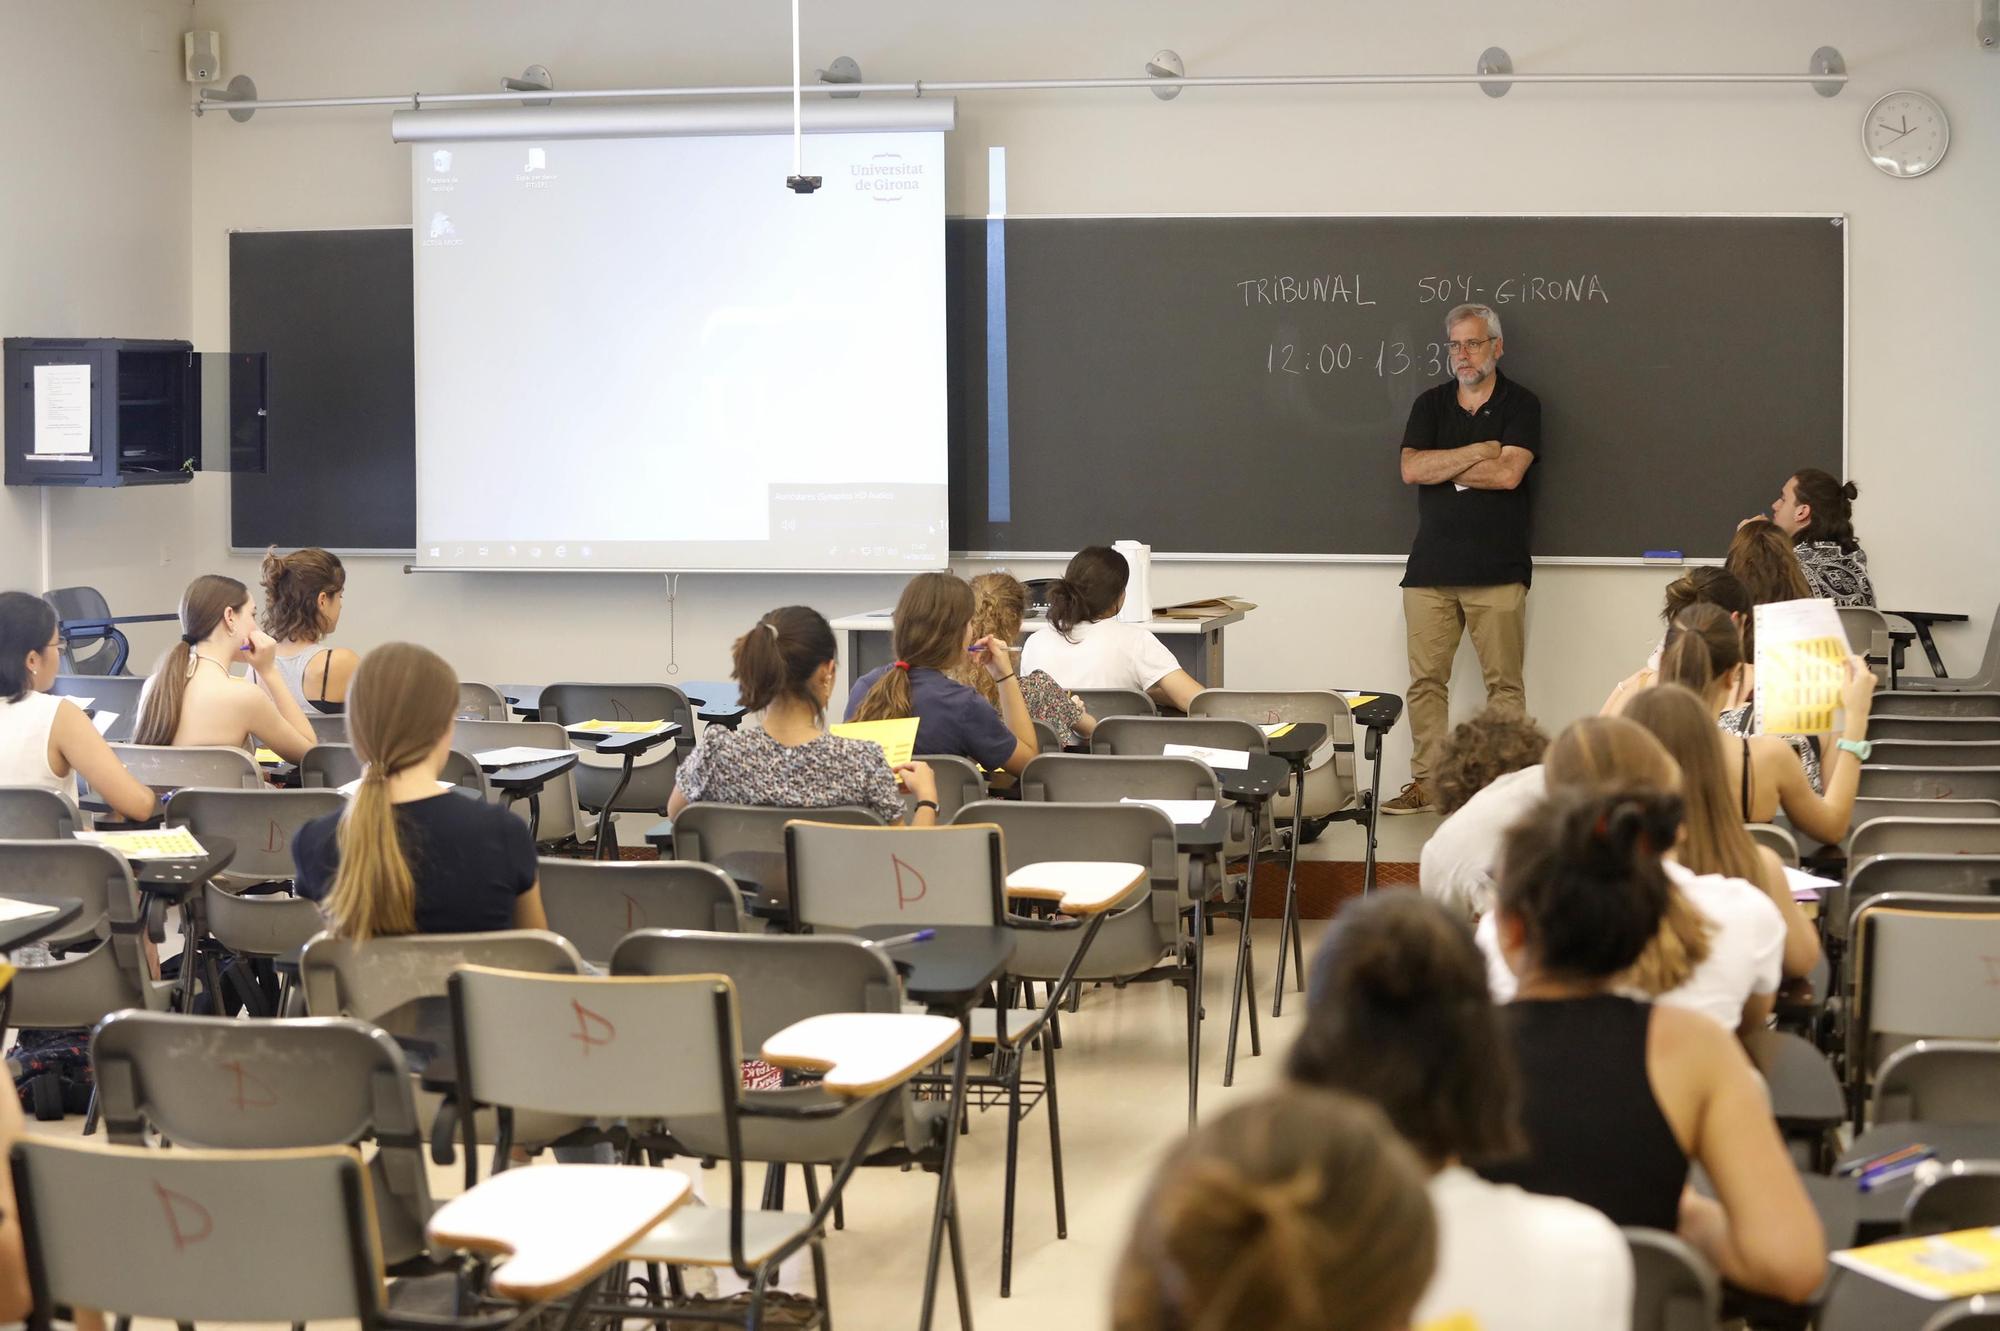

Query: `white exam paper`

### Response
(90, 711, 119, 736)
(1161, 742, 1250, 770)
(473, 746, 573, 768)
(32, 364, 92, 456)
(1120, 796, 1217, 825)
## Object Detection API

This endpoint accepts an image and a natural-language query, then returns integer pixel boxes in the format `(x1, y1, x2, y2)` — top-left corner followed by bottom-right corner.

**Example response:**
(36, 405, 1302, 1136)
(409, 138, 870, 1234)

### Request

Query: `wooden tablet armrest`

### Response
(1004, 860, 1147, 915)
(427, 1164, 691, 1303)
(760, 1013, 961, 1097)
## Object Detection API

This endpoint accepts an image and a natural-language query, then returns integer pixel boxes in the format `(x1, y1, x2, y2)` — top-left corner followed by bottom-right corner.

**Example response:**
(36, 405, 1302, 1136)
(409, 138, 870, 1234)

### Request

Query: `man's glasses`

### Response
(1446, 338, 1494, 355)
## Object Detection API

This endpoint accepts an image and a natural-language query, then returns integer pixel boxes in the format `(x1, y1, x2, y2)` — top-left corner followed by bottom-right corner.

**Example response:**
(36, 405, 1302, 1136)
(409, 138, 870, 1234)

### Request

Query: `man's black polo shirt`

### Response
(1399, 370, 1542, 589)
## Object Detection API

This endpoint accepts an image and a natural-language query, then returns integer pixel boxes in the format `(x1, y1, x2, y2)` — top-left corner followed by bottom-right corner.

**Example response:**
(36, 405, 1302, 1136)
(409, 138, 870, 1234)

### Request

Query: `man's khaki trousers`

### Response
(1402, 583, 1528, 786)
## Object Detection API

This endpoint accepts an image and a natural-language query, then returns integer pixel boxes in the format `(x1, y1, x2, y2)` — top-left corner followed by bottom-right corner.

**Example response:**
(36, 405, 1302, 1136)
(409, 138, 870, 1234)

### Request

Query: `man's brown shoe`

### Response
(1380, 781, 1434, 815)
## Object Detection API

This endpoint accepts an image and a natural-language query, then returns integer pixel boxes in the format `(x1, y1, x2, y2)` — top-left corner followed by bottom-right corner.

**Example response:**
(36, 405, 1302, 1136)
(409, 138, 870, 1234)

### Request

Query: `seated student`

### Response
(1600, 567, 1754, 715)
(1019, 546, 1204, 713)
(131, 574, 318, 763)
(0, 592, 155, 820)
(1657, 602, 1874, 844)
(260, 547, 359, 715)
(847, 573, 1037, 776)
(947, 572, 1096, 748)
(1727, 518, 1813, 609)
(669, 607, 936, 826)
(1112, 1085, 1435, 1331)
(1419, 707, 1550, 921)
(1291, 893, 1634, 1331)
(1622, 683, 1821, 981)
(1479, 786, 1826, 1302)
(293, 642, 546, 938)
(1768, 469, 1875, 606)
(1477, 717, 1784, 1037)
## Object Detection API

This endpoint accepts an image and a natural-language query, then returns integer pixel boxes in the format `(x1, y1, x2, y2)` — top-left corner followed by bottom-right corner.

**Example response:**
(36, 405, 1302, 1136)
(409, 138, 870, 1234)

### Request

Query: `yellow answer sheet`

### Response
(829, 717, 921, 768)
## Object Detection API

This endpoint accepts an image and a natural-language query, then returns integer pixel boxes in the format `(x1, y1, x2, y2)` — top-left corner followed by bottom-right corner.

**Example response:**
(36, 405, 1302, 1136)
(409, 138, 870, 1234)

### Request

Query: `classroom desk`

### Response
(1838, 1122, 2000, 1237)
(829, 607, 1247, 687)
(1211, 751, 1289, 1088)
(1884, 610, 1971, 679)
(478, 753, 579, 843)
(1819, 1271, 1995, 1331)
(0, 896, 83, 1030)
(128, 835, 238, 1014)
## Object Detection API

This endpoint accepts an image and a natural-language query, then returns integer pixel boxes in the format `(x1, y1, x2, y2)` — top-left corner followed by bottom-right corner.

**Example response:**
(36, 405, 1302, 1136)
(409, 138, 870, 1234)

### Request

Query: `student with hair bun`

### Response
(260, 547, 358, 715)
(1768, 468, 1874, 605)
(0, 592, 155, 820)
(132, 573, 317, 763)
(1019, 546, 1204, 713)
(672, 606, 936, 825)
(1480, 786, 1825, 1303)
(1112, 1085, 1436, 1331)
(1291, 892, 1633, 1331)
(1600, 566, 1754, 716)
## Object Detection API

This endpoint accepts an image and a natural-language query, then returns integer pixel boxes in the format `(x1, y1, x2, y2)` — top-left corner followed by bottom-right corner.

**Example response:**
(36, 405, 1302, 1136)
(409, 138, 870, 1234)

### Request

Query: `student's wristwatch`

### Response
(1835, 737, 1872, 761)
(914, 799, 940, 814)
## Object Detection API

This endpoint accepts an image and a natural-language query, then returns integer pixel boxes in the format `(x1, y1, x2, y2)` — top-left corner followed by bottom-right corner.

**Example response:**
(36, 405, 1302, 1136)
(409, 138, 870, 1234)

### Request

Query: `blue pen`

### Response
(871, 928, 936, 949)
(1857, 1150, 1935, 1192)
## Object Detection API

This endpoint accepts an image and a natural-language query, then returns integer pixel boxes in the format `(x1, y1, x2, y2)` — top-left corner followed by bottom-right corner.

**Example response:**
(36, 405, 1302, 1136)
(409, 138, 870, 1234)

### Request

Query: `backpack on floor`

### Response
(11, 1027, 93, 1121)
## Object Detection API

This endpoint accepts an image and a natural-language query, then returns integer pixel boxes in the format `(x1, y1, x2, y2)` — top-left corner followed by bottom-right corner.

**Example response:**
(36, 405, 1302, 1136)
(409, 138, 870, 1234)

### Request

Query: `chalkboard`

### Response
(229, 229, 415, 552)
(946, 215, 1845, 560)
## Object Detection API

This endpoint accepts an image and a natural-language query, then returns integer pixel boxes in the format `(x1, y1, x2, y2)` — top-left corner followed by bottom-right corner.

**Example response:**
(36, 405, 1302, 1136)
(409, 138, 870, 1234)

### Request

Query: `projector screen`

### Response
(411, 129, 947, 572)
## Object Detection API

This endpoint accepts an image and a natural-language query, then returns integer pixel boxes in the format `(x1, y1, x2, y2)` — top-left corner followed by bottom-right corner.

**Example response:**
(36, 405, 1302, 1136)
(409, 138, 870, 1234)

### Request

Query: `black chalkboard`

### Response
(946, 215, 1844, 560)
(229, 229, 415, 552)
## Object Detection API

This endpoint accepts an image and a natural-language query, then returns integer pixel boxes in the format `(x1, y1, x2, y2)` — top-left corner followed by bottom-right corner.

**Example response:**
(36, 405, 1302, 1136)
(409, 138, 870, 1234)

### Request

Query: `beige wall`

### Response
(39, 0, 2000, 791)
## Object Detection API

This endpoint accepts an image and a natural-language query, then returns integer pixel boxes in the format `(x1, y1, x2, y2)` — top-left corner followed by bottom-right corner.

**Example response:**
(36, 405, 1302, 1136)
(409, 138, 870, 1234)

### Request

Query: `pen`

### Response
(1837, 1143, 1930, 1178)
(1857, 1151, 1935, 1193)
(871, 928, 936, 949)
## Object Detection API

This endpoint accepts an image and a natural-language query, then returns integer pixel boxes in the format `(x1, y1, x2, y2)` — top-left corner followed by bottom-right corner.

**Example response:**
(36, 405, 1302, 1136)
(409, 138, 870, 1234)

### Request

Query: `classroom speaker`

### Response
(183, 31, 220, 85)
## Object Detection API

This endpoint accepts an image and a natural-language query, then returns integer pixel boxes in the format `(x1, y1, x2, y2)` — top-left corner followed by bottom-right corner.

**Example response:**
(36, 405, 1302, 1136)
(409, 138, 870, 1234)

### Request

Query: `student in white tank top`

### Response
(260, 548, 358, 715)
(0, 593, 156, 821)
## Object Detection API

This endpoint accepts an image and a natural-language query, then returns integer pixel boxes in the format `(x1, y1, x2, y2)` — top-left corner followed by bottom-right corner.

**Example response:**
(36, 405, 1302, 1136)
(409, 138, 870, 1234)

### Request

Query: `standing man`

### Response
(1384, 303, 1542, 815)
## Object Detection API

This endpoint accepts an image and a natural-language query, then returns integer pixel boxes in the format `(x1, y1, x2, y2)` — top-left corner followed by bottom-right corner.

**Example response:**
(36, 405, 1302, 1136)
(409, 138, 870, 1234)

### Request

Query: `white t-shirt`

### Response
(1414, 1165, 1634, 1331)
(1420, 765, 1547, 921)
(1478, 858, 1785, 1030)
(1019, 618, 1180, 693)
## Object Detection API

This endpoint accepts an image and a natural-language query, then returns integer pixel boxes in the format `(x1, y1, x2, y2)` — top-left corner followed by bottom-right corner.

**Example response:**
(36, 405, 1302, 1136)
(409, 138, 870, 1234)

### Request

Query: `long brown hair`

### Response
(948, 573, 1028, 706)
(1047, 546, 1129, 638)
(1544, 716, 1712, 995)
(849, 573, 975, 723)
(1620, 684, 1767, 884)
(133, 575, 250, 746)
(1727, 519, 1812, 611)
(260, 547, 346, 643)
(1791, 469, 1860, 551)
(325, 643, 458, 941)
(1112, 1087, 1436, 1331)
(732, 606, 837, 723)
(1657, 602, 1746, 706)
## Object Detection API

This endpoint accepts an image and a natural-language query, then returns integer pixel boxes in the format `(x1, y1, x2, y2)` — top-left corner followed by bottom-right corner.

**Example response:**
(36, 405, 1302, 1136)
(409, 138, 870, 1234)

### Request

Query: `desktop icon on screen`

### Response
(525, 147, 547, 173)
(431, 149, 453, 173)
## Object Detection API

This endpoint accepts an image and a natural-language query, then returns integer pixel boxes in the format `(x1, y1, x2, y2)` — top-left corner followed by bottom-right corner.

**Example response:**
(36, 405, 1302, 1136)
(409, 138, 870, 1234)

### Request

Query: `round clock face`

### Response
(1863, 90, 1949, 179)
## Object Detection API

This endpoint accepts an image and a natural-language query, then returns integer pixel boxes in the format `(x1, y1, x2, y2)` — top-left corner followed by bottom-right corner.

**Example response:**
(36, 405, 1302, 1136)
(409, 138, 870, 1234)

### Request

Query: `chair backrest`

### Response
(1873, 691, 2000, 719)
(0, 786, 85, 839)
(451, 965, 735, 1119)
(1870, 741, 2000, 769)
(202, 880, 326, 959)
(1746, 822, 1800, 867)
(613, 930, 902, 1047)
(1917, 1308, 2000, 1331)
(787, 820, 1005, 930)
(1853, 898, 2000, 1079)
(1622, 1227, 1721, 1331)
(1848, 855, 2000, 919)
(299, 743, 490, 799)
(538, 682, 694, 738)
(298, 928, 582, 1022)
(1849, 800, 2000, 850)
(1019, 752, 1221, 805)
(165, 786, 347, 883)
(455, 680, 511, 722)
(12, 1136, 384, 1324)
(1858, 766, 2000, 802)
(51, 674, 142, 739)
(670, 801, 884, 864)
(1092, 714, 1267, 758)
(308, 712, 349, 744)
(1189, 687, 1356, 784)
(108, 743, 262, 792)
(1871, 1040, 2000, 1127)
(44, 589, 120, 675)
(537, 858, 744, 965)
(1072, 688, 1155, 719)
(1905, 1161, 2000, 1238)
(0, 840, 151, 1021)
(956, 798, 1182, 910)
(1871, 716, 2000, 743)
(451, 718, 582, 842)
(1850, 819, 2000, 865)
(913, 753, 986, 822)
(1839, 605, 1892, 663)
(1031, 720, 1061, 754)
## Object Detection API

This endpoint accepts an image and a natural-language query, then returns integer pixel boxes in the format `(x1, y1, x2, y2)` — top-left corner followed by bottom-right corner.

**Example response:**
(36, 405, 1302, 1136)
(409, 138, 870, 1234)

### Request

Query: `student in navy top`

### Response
(846, 572, 1038, 775)
(293, 641, 546, 938)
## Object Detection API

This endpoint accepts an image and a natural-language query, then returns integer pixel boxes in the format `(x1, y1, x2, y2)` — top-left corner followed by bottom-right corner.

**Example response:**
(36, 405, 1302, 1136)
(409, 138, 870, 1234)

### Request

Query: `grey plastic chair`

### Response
(1906, 1160, 2000, 1237)
(912, 753, 986, 823)
(1031, 720, 1061, 754)
(537, 857, 744, 966)
(165, 786, 345, 886)
(11, 1137, 402, 1328)
(1848, 895, 2000, 1110)
(1839, 606, 1895, 682)
(298, 927, 583, 1023)
(669, 802, 884, 864)
(1622, 1227, 1721, 1331)
(298, 742, 491, 799)
(1917, 1305, 2000, 1331)
(538, 683, 694, 813)
(307, 712, 348, 744)
(1858, 766, 2000, 802)
(1873, 691, 2000, 719)
(1851, 819, 2000, 866)
(1869, 741, 2000, 769)
(0, 786, 86, 839)
(91, 1009, 439, 1266)
(1847, 800, 2000, 853)
(1871, 716, 2000, 743)
(1870, 1040, 2000, 1129)
(1747, 822, 1800, 867)
(1071, 688, 1154, 719)
(1, 841, 172, 1030)
(50, 674, 141, 741)
(1838, 854, 2000, 942)
(451, 717, 587, 846)
(1897, 608, 2000, 693)
(106, 743, 262, 792)
(455, 679, 512, 721)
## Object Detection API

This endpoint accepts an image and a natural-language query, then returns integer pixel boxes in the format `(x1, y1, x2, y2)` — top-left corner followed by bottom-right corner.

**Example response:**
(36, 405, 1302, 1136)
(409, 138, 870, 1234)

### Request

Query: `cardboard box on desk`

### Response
(1151, 596, 1257, 621)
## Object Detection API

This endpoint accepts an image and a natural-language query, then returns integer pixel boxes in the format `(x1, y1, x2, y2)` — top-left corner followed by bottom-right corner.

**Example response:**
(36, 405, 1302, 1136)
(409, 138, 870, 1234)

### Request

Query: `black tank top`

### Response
(1478, 994, 1688, 1231)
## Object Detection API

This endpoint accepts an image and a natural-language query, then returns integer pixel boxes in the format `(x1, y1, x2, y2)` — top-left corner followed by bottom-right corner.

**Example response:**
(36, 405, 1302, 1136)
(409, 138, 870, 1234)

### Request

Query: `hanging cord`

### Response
(790, 0, 803, 177)
(662, 574, 681, 676)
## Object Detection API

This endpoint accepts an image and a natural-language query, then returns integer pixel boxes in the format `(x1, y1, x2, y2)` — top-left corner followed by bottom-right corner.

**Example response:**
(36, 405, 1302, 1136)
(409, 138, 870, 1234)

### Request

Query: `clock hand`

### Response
(1878, 123, 1916, 143)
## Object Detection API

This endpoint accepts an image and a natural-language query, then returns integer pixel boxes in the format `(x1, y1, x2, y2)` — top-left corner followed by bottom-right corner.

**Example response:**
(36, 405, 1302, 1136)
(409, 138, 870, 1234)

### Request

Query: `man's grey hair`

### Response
(1445, 303, 1502, 341)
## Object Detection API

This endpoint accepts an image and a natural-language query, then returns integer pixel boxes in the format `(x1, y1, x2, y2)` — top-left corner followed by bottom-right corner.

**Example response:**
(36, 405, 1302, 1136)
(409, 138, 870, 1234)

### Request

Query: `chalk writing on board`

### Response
(1417, 273, 1610, 305)
(155, 1180, 214, 1250)
(1235, 274, 1376, 307)
(1266, 342, 1460, 379)
(891, 854, 928, 910)
(570, 999, 616, 1054)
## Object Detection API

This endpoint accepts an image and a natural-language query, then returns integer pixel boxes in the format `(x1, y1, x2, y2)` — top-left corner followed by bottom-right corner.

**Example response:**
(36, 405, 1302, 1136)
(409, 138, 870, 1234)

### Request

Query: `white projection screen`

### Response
(409, 122, 948, 572)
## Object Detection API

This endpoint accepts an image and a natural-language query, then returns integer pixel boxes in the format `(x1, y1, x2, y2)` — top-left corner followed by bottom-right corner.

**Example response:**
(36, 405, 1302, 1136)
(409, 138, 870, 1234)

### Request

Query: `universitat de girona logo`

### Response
(852, 152, 924, 202)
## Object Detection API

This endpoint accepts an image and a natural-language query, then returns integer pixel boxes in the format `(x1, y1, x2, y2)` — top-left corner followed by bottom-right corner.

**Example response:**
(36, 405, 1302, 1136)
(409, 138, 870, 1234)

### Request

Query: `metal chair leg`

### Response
(1044, 1035, 1066, 1241)
(1000, 1064, 1021, 1298)
(1224, 841, 1259, 1087)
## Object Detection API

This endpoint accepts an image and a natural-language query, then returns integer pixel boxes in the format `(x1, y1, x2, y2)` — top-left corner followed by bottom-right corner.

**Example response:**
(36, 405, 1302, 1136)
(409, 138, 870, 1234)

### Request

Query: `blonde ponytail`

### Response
(1618, 885, 1715, 995)
(326, 770, 416, 941)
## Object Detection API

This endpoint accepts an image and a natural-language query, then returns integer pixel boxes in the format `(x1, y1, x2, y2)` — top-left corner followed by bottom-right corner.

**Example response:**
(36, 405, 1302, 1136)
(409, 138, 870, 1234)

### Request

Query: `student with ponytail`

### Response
(670, 607, 936, 825)
(260, 547, 358, 715)
(947, 573, 1096, 747)
(1291, 893, 1634, 1331)
(1112, 1085, 1436, 1331)
(1767, 468, 1875, 605)
(1656, 601, 1874, 843)
(0, 592, 154, 820)
(1480, 787, 1825, 1303)
(1020, 546, 1204, 713)
(131, 574, 317, 763)
(846, 573, 1037, 776)
(292, 643, 545, 939)
(1600, 566, 1755, 716)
